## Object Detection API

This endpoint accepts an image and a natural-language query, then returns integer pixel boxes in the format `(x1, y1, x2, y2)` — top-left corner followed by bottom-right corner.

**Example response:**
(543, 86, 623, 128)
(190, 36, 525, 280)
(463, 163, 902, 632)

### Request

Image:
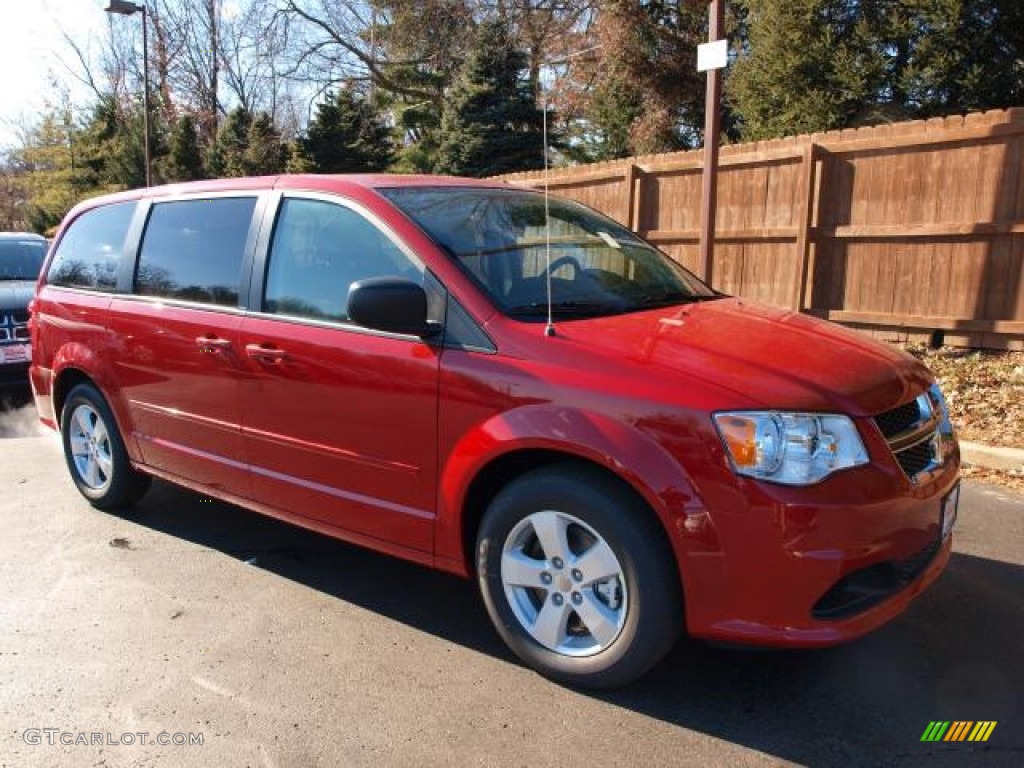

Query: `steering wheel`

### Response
(541, 255, 583, 279)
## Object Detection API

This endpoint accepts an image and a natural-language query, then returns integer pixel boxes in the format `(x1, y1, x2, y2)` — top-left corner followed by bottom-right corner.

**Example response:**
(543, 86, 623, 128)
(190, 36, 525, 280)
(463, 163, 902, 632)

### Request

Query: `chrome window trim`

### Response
(106, 291, 250, 317)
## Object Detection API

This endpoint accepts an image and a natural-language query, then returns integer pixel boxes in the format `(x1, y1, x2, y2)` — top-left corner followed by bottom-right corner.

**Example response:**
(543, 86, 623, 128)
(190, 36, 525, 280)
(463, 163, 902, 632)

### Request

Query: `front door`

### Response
(238, 194, 440, 553)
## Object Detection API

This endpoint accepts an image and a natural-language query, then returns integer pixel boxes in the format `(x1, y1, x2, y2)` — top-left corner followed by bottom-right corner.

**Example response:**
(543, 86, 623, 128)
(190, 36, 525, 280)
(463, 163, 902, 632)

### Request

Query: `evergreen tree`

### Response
(881, 0, 1024, 117)
(164, 115, 205, 182)
(205, 141, 225, 179)
(285, 141, 314, 174)
(211, 106, 253, 177)
(435, 19, 544, 177)
(729, 0, 1024, 140)
(245, 112, 287, 175)
(78, 95, 155, 190)
(300, 88, 393, 173)
(391, 99, 442, 174)
(729, 1, 886, 139)
(372, 1, 473, 173)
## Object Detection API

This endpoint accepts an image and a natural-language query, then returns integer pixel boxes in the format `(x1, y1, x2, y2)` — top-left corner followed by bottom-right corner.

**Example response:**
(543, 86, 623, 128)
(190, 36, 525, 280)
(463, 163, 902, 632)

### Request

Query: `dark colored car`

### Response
(30, 175, 960, 687)
(0, 232, 46, 386)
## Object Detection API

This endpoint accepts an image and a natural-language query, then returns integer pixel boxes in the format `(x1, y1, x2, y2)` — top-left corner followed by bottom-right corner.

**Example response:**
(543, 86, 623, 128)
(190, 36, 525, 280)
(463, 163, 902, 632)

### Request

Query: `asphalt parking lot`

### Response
(0, 401, 1021, 767)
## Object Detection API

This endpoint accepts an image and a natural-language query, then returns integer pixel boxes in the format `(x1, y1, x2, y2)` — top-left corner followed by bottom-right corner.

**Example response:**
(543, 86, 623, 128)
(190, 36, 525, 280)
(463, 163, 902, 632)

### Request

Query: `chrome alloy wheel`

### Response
(501, 510, 628, 657)
(68, 403, 114, 492)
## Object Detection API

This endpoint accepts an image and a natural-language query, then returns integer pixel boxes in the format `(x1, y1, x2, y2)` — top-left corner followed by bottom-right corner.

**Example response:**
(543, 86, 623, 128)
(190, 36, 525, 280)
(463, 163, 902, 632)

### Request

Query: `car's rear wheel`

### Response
(476, 463, 682, 688)
(61, 382, 150, 509)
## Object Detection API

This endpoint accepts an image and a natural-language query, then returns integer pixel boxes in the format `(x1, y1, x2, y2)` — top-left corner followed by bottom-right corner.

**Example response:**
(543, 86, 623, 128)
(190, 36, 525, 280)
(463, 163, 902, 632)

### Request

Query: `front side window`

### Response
(47, 203, 135, 290)
(380, 186, 718, 320)
(136, 197, 256, 307)
(263, 197, 421, 323)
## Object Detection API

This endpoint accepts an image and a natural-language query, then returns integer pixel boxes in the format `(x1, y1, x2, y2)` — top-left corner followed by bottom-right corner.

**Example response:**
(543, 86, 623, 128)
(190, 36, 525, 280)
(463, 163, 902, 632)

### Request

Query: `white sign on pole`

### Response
(697, 40, 728, 72)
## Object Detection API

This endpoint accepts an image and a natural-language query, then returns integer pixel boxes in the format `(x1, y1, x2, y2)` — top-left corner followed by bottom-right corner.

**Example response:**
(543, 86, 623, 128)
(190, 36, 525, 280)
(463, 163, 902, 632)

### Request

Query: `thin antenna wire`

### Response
(537, 44, 601, 339)
(542, 89, 555, 337)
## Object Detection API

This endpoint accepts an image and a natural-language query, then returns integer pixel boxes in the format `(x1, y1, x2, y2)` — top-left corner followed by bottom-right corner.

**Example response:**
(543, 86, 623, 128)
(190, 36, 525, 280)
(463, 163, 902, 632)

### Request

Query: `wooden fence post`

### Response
(625, 163, 643, 231)
(795, 141, 819, 311)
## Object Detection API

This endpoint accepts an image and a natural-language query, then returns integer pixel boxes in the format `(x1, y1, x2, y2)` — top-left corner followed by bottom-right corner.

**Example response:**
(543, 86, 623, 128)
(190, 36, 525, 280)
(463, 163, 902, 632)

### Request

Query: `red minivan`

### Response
(30, 175, 959, 687)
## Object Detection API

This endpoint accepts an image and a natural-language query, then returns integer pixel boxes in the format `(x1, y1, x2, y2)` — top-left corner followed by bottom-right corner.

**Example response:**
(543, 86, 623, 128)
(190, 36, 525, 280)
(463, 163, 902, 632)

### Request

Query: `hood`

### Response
(551, 298, 932, 417)
(0, 281, 35, 313)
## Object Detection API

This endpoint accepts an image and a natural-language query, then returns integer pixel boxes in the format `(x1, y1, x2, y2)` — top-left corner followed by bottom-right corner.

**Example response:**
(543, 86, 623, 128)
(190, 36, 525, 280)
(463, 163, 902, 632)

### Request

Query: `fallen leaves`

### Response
(905, 344, 1024, 450)
(906, 344, 1024, 494)
(959, 464, 1024, 493)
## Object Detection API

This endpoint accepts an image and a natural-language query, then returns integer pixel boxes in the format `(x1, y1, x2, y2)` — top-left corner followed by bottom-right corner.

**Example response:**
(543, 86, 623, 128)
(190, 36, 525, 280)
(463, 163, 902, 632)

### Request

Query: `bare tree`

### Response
(496, 0, 598, 99)
(220, 2, 292, 123)
(157, 0, 222, 141)
(277, 0, 465, 104)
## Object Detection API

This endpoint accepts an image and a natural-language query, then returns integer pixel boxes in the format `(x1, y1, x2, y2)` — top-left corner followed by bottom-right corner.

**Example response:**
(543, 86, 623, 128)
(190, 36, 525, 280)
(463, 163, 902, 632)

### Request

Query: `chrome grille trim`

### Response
(874, 391, 946, 482)
(0, 312, 29, 344)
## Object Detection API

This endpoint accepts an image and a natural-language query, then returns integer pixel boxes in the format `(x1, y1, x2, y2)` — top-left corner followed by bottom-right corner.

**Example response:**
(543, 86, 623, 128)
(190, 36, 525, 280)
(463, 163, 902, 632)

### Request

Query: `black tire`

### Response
(60, 382, 150, 510)
(476, 462, 682, 688)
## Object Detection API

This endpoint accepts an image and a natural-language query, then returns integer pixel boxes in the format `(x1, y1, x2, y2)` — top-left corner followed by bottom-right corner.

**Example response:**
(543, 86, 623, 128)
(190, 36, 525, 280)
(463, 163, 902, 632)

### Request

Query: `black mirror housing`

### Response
(348, 277, 440, 338)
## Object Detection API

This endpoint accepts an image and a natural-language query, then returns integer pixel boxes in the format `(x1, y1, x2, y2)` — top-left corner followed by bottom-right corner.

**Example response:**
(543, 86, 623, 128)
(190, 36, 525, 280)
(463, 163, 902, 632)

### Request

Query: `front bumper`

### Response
(698, 534, 951, 647)
(680, 449, 959, 648)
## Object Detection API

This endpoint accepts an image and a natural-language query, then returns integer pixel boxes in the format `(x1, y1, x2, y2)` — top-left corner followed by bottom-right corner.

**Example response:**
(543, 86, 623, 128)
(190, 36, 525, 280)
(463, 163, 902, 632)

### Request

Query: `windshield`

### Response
(0, 239, 47, 280)
(379, 186, 718, 320)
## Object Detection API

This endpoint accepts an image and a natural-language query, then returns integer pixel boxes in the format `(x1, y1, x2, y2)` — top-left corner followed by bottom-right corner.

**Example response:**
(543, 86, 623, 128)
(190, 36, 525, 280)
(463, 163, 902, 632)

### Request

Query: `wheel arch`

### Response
(50, 350, 139, 463)
(437, 405, 700, 589)
(52, 367, 94, 429)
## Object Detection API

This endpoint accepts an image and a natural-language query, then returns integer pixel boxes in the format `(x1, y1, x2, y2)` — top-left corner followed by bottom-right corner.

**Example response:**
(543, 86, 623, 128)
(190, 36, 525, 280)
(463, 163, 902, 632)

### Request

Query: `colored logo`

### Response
(921, 721, 997, 742)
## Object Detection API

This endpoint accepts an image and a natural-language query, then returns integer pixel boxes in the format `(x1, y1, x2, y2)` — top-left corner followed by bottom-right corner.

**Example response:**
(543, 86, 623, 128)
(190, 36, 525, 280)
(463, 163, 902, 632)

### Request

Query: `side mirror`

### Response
(347, 277, 440, 338)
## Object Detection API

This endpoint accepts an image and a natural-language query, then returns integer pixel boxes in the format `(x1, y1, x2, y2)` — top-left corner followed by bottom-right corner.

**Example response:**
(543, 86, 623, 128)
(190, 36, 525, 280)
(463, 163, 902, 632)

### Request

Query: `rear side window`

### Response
(47, 202, 135, 290)
(136, 197, 256, 307)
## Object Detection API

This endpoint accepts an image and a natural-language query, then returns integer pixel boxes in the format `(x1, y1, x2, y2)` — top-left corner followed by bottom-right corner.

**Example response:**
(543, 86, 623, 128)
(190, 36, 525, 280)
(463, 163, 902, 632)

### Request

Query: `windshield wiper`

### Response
(634, 291, 720, 309)
(506, 300, 625, 318)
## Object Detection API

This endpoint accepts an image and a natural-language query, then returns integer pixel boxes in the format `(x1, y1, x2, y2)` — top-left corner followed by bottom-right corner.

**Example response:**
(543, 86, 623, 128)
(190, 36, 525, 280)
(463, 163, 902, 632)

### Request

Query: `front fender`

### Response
(435, 403, 701, 576)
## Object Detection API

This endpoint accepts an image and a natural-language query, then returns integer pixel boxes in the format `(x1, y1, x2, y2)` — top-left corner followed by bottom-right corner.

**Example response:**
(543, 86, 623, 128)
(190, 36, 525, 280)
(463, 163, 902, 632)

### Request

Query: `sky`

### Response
(0, 0, 106, 149)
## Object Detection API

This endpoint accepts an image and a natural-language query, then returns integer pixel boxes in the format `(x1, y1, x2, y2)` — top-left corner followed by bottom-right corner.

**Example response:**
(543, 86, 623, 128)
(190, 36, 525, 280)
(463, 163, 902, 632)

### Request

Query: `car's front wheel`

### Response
(61, 382, 150, 509)
(476, 463, 682, 688)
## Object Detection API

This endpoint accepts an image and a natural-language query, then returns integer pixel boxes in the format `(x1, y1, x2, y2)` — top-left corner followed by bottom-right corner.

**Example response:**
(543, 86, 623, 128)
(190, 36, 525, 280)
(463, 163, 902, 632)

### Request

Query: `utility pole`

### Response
(698, 0, 726, 286)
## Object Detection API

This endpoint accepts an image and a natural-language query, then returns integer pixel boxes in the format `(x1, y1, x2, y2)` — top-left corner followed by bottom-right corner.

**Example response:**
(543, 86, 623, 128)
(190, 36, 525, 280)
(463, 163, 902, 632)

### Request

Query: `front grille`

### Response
(0, 312, 29, 343)
(895, 438, 937, 477)
(874, 400, 922, 438)
(873, 394, 943, 482)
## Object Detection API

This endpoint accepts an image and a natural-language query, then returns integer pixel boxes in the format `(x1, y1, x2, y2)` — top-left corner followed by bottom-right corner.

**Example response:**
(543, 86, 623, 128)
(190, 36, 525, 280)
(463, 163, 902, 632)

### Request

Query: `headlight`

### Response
(713, 411, 869, 485)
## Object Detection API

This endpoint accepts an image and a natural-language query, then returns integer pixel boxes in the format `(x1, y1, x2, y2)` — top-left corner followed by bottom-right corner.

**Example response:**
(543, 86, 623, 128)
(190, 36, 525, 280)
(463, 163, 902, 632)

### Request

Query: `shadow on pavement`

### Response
(120, 480, 1023, 767)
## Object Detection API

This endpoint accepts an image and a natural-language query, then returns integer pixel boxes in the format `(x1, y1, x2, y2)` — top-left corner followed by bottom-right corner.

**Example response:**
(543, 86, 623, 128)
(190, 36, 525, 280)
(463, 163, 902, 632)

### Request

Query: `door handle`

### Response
(196, 336, 232, 353)
(245, 344, 286, 363)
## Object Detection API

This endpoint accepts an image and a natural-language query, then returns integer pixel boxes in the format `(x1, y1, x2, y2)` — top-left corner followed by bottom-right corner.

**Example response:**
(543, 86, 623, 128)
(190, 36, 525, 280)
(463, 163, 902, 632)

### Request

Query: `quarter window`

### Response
(264, 198, 421, 323)
(47, 202, 135, 290)
(136, 197, 256, 307)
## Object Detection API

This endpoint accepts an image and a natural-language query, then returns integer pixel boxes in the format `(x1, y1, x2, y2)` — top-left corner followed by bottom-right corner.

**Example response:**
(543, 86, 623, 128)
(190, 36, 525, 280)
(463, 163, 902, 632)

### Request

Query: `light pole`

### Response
(105, 1, 151, 187)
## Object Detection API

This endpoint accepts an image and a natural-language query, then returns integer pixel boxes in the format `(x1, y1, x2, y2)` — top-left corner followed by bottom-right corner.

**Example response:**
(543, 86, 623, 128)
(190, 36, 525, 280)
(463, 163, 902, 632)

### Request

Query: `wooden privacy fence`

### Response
(497, 108, 1024, 349)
